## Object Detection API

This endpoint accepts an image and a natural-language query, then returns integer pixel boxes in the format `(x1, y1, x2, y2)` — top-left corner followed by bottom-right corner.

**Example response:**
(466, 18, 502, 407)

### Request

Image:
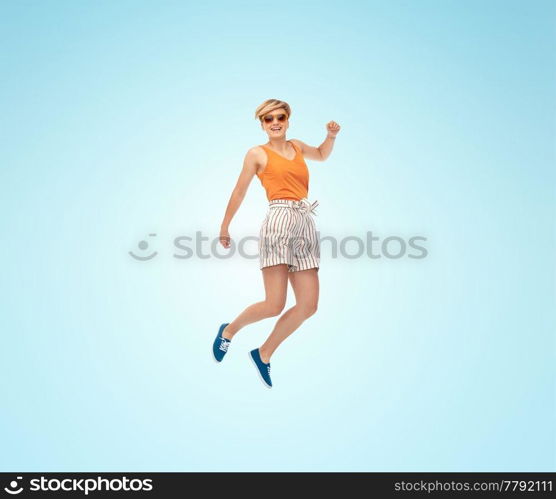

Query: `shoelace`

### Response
(219, 338, 230, 352)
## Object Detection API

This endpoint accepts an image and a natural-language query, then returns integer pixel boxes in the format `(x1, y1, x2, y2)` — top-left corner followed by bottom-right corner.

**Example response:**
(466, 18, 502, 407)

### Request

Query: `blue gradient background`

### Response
(1, 0, 554, 471)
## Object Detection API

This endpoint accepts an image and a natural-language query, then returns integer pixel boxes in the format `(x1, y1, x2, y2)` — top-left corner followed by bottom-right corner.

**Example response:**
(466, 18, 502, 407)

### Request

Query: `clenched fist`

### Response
(219, 228, 231, 249)
(326, 121, 341, 138)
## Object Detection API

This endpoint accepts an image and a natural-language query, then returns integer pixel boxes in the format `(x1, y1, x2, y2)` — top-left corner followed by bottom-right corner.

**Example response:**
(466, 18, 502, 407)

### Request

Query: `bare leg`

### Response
(222, 264, 289, 339)
(258, 268, 319, 363)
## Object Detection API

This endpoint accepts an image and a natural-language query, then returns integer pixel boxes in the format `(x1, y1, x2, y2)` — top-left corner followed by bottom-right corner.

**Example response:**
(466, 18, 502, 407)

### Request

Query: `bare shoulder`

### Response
(245, 145, 268, 173)
(247, 145, 266, 162)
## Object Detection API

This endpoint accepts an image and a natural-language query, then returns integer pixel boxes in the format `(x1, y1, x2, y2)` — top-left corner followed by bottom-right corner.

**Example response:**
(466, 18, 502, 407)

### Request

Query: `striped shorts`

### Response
(259, 198, 320, 272)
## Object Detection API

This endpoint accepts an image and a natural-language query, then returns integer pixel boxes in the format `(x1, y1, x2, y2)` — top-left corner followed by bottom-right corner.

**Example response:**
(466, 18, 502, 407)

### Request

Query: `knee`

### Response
(266, 301, 285, 317)
(299, 303, 318, 319)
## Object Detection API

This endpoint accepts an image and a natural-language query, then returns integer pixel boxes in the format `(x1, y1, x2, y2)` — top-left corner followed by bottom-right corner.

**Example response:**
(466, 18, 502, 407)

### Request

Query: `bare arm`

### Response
(219, 147, 260, 248)
(291, 120, 341, 161)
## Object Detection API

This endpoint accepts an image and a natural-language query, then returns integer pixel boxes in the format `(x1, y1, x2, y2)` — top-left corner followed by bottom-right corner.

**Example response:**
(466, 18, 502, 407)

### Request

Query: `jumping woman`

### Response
(213, 98, 341, 388)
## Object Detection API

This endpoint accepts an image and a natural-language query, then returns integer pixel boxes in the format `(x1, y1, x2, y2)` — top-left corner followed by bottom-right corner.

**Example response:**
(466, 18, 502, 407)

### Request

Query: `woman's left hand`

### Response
(326, 121, 341, 138)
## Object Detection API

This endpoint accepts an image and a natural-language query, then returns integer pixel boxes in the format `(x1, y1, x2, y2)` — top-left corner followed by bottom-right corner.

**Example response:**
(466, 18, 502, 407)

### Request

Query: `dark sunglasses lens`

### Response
(263, 114, 287, 123)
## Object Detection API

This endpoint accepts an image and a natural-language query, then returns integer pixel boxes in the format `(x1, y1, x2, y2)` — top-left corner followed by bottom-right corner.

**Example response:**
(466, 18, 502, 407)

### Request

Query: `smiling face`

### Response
(260, 108, 289, 138)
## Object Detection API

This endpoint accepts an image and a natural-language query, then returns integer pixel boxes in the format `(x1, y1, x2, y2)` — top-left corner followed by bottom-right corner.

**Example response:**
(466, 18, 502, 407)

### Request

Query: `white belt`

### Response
(268, 198, 319, 216)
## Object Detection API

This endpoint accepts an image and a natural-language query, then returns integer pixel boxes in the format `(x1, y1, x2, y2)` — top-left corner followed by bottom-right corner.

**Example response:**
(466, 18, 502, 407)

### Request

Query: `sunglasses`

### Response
(262, 113, 288, 124)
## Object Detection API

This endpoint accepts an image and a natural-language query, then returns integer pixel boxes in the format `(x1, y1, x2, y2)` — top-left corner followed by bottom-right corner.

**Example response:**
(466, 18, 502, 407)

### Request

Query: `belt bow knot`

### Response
(297, 198, 319, 216)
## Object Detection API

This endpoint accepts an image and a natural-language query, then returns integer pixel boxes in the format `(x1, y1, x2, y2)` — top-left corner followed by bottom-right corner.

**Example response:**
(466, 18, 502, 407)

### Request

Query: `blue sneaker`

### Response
(249, 348, 272, 388)
(213, 323, 231, 362)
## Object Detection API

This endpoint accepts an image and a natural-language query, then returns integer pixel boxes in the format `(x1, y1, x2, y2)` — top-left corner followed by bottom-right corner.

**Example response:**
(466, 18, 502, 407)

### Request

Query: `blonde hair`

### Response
(254, 99, 291, 121)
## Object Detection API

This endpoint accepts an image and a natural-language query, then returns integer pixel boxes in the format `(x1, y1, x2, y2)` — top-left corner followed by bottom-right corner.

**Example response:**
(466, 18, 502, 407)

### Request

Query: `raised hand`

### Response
(326, 121, 341, 138)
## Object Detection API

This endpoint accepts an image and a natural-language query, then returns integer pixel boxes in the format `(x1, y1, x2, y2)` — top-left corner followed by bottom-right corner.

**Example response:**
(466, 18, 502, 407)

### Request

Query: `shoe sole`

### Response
(248, 351, 272, 389)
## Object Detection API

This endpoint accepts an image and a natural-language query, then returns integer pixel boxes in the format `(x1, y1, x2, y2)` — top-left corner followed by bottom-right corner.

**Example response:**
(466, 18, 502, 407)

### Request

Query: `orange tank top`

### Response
(256, 141, 309, 201)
